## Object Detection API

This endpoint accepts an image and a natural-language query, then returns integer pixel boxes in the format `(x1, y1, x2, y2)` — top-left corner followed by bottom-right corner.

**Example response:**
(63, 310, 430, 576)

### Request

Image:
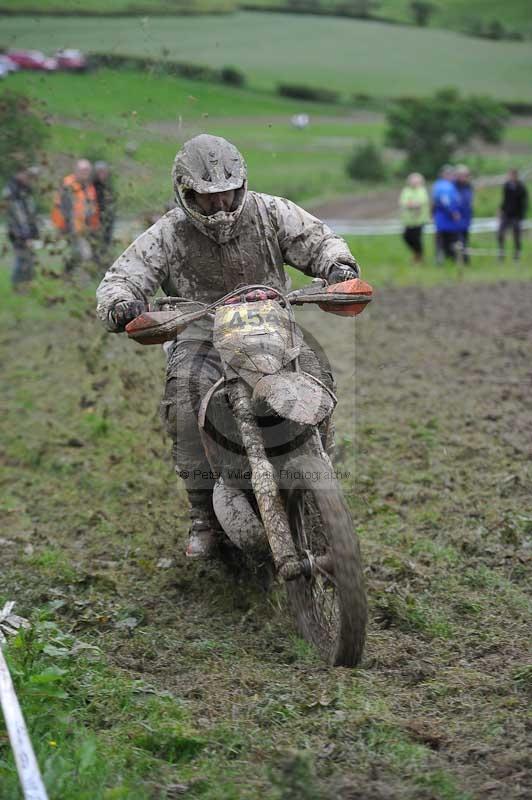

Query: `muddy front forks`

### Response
(227, 380, 304, 580)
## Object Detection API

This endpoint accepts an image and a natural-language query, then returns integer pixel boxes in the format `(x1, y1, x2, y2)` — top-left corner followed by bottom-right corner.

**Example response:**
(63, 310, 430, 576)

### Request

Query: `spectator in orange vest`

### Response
(51, 159, 100, 271)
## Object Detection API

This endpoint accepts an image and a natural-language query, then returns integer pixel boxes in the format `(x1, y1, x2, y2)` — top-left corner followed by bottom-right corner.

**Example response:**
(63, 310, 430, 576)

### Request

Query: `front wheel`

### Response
(283, 455, 367, 666)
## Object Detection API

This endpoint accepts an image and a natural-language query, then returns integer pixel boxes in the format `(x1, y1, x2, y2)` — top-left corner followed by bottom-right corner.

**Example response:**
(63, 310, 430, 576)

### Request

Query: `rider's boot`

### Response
(185, 505, 222, 559)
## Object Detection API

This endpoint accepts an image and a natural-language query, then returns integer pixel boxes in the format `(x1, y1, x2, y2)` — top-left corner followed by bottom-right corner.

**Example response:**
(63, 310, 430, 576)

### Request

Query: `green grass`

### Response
(2, 11, 532, 101)
(45, 117, 360, 211)
(350, 230, 532, 287)
(378, 0, 532, 35)
(1, 615, 208, 799)
(0, 251, 530, 798)
(5, 67, 532, 217)
(0, 232, 531, 797)
(3, 69, 386, 211)
(4, 0, 532, 40)
(7, 69, 344, 122)
(0, 0, 234, 13)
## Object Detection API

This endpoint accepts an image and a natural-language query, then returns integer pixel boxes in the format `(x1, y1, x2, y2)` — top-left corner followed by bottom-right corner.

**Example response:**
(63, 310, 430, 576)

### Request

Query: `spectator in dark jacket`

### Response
(2, 166, 40, 287)
(93, 161, 116, 260)
(498, 169, 528, 261)
(454, 165, 474, 264)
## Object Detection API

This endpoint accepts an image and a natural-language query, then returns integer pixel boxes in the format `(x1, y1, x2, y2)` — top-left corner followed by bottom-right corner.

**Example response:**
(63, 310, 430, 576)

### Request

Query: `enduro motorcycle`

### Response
(126, 277, 373, 666)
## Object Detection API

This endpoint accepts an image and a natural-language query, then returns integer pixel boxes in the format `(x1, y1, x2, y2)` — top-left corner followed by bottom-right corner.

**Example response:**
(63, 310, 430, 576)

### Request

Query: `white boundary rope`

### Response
(0, 602, 49, 800)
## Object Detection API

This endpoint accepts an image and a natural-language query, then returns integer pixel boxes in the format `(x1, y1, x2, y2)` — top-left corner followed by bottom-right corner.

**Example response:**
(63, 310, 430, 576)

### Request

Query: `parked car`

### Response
(0, 54, 19, 73)
(54, 49, 88, 71)
(7, 49, 57, 71)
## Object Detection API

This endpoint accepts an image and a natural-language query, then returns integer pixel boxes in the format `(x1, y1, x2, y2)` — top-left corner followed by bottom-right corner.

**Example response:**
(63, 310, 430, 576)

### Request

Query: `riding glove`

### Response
(327, 263, 360, 284)
(111, 300, 147, 331)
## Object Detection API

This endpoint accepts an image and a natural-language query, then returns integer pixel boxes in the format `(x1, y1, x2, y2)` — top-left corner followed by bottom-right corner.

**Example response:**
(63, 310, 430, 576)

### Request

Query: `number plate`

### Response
(215, 301, 286, 336)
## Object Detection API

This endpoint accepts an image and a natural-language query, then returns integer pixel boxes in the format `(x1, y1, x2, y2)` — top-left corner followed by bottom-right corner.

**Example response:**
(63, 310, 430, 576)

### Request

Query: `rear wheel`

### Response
(283, 455, 367, 666)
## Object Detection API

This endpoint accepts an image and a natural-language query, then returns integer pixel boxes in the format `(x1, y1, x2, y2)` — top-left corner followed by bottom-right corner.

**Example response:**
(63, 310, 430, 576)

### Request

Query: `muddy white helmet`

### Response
(172, 134, 248, 244)
(173, 134, 246, 194)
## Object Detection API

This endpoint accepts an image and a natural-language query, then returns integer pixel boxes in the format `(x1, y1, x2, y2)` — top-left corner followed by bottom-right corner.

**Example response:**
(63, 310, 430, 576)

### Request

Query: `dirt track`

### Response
(1, 278, 531, 798)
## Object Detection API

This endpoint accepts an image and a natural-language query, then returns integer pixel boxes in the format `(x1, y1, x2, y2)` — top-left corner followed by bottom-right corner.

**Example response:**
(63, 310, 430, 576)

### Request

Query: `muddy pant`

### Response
(64, 235, 93, 273)
(435, 231, 458, 263)
(402, 226, 423, 258)
(160, 338, 335, 513)
(497, 215, 522, 258)
(12, 242, 36, 286)
(457, 230, 470, 264)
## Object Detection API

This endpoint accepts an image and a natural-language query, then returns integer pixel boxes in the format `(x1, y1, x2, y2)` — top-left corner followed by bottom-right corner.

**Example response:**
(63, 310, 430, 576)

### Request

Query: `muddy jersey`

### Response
(96, 191, 358, 337)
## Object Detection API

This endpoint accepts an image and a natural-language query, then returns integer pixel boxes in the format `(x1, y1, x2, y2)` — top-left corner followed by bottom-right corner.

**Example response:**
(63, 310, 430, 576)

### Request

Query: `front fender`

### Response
(252, 371, 336, 426)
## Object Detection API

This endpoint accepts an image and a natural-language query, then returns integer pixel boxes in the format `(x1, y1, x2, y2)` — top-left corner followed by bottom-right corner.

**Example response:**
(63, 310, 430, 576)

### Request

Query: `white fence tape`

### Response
(0, 603, 49, 800)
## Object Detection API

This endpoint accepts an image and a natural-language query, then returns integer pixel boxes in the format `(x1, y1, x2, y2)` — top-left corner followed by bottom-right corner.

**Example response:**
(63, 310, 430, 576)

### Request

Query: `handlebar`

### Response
(125, 278, 373, 344)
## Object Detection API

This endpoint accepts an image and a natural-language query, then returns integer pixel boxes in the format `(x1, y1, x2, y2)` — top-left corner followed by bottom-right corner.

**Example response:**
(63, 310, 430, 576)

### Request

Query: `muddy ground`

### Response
(1, 278, 531, 798)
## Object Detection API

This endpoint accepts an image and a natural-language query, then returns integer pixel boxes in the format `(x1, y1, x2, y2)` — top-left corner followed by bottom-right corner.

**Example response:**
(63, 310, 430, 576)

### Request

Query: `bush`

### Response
(346, 141, 386, 182)
(0, 90, 49, 182)
(220, 66, 246, 87)
(351, 93, 385, 111)
(386, 88, 508, 178)
(89, 53, 248, 87)
(505, 101, 532, 115)
(410, 1, 436, 27)
(336, 0, 380, 18)
(464, 16, 524, 42)
(486, 19, 505, 40)
(278, 83, 340, 104)
(286, 0, 320, 10)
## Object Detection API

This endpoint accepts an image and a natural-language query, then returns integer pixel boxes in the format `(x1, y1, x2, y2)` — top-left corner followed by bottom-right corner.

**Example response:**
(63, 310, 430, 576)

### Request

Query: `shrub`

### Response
(278, 83, 340, 104)
(351, 92, 371, 106)
(351, 93, 385, 111)
(89, 53, 244, 86)
(486, 19, 505, 40)
(464, 16, 524, 42)
(346, 141, 386, 182)
(220, 65, 246, 87)
(386, 88, 508, 178)
(505, 101, 532, 115)
(286, 0, 320, 10)
(0, 90, 49, 182)
(410, 1, 436, 27)
(336, 0, 380, 18)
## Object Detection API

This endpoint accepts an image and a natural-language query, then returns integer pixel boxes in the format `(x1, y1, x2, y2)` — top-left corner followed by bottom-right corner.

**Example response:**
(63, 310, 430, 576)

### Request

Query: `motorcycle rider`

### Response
(96, 134, 360, 558)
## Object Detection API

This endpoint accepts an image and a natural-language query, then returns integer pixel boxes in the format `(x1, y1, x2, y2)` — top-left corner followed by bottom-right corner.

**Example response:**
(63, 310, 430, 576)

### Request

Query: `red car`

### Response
(54, 49, 88, 71)
(7, 49, 57, 71)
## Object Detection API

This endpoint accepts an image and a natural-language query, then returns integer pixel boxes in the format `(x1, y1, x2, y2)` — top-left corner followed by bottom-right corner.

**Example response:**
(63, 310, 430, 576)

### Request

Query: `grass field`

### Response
(3, 0, 532, 39)
(0, 0, 234, 12)
(0, 238, 530, 798)
(4, 68, 532, 217)
(240, 0, 532, 35)
(2, 12, 532, 101)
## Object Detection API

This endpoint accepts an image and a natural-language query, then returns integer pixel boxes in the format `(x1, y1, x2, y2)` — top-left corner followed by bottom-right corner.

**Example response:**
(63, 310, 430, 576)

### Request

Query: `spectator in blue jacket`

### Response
(454, 165, 474, 264)
(432, 165, 461, 264)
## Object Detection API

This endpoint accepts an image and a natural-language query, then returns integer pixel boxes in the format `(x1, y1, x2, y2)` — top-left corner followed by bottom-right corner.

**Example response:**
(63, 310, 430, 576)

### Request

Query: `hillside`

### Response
(6, 67, 532, 217)
(2, 0, 531, 37)
(242, 0, 532, 36)
(0, 0, 235, 13)
(2, 12, 532, 101)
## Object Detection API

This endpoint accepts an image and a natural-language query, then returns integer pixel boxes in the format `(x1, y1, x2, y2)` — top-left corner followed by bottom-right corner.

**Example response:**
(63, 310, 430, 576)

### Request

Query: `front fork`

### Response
(228, 380, 307, 581)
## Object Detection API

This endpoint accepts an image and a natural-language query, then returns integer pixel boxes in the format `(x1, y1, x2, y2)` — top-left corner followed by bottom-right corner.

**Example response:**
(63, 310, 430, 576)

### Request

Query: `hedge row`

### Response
(89, 53, 246, 87)
(0, 1, 234, 15)
(278, 83, 340, 104)
(68, 54, 532, 116)
(239, 3, 394, 22)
